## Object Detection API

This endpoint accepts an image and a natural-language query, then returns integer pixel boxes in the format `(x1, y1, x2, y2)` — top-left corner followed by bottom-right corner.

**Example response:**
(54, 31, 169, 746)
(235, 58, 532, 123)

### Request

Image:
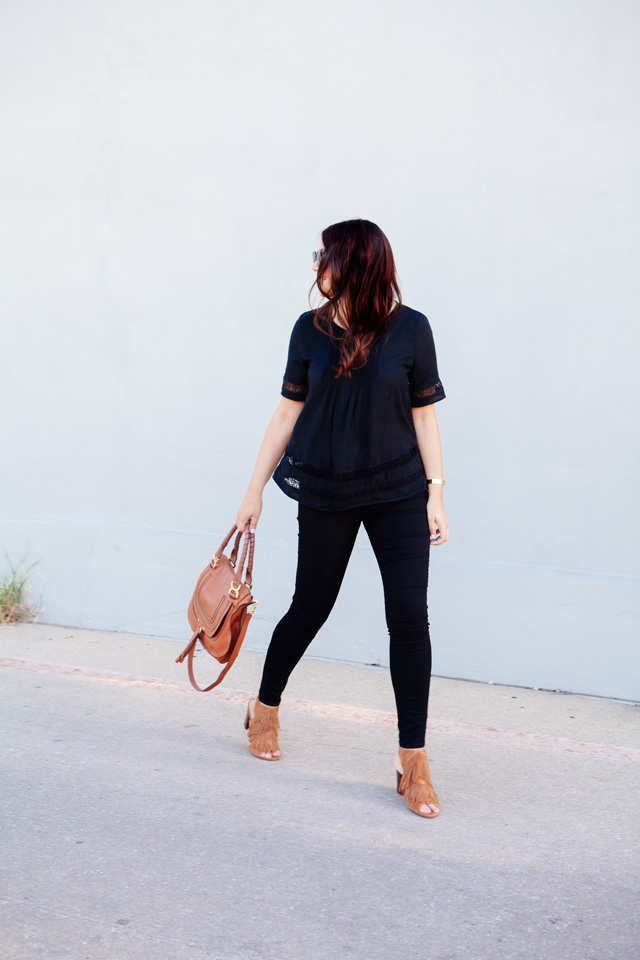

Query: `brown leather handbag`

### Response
(175, 523, 257, 692)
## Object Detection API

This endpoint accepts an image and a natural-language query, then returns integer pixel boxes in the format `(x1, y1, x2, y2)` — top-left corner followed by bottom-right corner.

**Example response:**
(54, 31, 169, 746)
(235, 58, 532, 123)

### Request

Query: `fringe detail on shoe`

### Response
(248, 700, 280, 754)
(398, 749, 439, 807)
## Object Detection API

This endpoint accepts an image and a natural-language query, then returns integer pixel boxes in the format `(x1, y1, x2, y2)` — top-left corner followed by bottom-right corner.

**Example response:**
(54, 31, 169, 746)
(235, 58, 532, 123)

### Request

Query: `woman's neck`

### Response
(330, 302, 348, 329)
(330, 299, 397, 329)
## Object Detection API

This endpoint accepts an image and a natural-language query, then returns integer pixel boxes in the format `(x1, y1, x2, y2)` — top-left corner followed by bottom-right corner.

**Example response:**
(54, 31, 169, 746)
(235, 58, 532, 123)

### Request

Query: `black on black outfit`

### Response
(259, 304, 446, 749)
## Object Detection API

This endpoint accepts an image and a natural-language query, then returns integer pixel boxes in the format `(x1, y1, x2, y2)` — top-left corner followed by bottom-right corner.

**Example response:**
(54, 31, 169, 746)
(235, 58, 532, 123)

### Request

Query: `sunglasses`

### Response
(312, 249, 325, 264)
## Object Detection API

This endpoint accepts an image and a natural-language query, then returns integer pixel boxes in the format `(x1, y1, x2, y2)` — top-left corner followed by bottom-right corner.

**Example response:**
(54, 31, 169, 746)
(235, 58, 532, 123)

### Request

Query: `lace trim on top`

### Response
(283, 469, 426, 501)
(283, 444, 420, 481)
(282, 379, 308, 395)
(411, 379, 443, 400)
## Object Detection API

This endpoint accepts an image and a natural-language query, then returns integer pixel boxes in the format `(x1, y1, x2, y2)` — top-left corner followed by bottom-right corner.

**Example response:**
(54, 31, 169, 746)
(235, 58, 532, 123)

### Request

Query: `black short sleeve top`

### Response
(272, 304, 446, 511)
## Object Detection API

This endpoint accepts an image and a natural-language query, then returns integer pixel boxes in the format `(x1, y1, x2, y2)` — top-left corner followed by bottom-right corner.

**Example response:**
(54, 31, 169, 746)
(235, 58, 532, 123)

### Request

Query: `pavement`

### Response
(1, 622, 639, 960)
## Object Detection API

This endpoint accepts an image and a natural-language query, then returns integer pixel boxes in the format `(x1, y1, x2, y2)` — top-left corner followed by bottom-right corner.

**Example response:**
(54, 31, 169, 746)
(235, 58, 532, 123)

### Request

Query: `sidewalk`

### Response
(1, 622, 639, 960)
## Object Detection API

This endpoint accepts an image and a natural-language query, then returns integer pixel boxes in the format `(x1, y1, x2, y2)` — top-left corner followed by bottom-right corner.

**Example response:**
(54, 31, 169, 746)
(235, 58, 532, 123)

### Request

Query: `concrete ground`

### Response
(1, 622, 639, 960)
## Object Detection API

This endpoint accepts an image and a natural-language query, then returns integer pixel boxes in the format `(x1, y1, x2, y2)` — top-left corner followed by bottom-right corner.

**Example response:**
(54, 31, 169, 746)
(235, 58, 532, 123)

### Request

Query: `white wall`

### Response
(1, 0, 639, 700)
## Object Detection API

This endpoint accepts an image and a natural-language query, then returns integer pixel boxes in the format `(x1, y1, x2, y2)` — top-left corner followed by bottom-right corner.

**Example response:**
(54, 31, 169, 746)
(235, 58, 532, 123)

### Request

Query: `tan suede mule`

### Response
(244, 696, 281, 760)
(395, 746, 440, 818)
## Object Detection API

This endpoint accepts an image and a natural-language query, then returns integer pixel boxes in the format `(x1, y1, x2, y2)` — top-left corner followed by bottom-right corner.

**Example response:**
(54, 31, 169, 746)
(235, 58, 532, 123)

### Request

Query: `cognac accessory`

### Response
(175, 524, 258, 692)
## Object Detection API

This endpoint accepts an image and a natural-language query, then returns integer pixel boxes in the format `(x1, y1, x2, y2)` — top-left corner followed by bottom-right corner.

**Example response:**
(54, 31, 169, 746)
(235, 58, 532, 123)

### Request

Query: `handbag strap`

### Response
(235, 528, 255, 589)
(215, 524, 239, 558)
(229, 527, 244, 566)
(180, 607, 252, 692)
(216, 523, 255, 590)
(246, 532, 255, 588)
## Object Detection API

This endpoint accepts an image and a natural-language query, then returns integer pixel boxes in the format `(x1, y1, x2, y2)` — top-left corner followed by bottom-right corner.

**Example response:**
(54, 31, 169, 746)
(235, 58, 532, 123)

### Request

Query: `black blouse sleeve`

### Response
(281, 315, 309, 401)
(409, 314, 446, 407)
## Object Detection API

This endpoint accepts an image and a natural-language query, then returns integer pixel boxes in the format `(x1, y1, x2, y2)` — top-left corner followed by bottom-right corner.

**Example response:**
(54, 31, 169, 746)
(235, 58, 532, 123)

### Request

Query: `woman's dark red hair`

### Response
(309, 219, 402, 379)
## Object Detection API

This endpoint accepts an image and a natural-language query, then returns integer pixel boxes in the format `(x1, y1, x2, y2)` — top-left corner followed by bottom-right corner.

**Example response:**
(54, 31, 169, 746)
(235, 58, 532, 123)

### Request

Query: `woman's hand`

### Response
(236, 489, 263, 534)
(427, 492, 449, 546)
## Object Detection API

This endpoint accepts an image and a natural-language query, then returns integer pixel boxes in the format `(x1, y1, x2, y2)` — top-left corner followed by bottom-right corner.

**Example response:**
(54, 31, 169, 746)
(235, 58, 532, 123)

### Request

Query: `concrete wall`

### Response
(1, 0, 639, 700)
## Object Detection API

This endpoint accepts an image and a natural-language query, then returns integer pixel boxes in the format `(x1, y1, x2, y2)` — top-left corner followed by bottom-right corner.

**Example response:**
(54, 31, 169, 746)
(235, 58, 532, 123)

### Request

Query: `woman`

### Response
(235, 219, 449, 818)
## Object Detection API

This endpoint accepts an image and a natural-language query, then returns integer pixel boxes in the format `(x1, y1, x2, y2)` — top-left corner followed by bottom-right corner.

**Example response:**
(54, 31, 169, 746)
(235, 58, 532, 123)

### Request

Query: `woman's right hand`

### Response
(235, 489, 262, 534)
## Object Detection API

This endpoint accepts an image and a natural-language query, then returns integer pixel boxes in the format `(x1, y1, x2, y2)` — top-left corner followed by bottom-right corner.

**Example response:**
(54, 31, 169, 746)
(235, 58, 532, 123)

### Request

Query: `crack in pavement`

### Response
(1, 656, 639, 764)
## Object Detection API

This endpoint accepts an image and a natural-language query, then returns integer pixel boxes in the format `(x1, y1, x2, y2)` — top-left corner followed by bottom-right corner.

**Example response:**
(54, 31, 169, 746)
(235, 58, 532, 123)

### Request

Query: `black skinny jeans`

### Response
(258, 489, 433, 748)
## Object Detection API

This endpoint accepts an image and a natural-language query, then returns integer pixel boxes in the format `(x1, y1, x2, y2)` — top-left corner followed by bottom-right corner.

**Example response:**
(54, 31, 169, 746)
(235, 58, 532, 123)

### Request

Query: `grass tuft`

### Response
(0, 553, 42, 624)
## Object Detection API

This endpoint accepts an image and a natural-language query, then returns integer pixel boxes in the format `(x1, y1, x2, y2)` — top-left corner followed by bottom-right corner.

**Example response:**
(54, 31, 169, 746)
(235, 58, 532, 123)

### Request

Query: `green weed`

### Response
(0, 553, 42, 624)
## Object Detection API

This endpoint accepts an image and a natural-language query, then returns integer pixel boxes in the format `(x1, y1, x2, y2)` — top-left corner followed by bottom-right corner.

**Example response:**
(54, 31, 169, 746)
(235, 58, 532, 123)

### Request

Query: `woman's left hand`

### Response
(427, 495, 449, 545)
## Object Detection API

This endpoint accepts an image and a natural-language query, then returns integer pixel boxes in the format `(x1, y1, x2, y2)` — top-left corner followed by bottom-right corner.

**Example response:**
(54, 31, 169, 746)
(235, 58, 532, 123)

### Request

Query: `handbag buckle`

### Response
(212, 554, 220, 569)
(228, 581, 241, 599)
(248, 600, 258, 615)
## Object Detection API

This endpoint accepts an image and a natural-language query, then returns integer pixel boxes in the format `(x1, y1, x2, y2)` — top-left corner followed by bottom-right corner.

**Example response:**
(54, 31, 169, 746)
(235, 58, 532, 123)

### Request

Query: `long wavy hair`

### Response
(309, 219, 402, 379)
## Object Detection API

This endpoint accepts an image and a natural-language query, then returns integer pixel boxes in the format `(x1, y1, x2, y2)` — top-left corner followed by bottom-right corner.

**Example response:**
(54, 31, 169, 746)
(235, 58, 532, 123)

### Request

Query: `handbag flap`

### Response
(189, 557, 251, 638)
